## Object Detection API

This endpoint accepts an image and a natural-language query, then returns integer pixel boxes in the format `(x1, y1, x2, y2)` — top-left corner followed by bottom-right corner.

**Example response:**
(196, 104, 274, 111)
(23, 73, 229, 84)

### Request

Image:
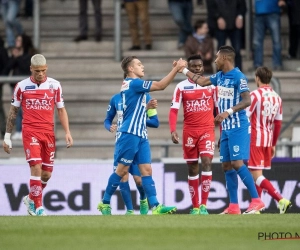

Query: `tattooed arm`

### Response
(3, 105, 19, 153)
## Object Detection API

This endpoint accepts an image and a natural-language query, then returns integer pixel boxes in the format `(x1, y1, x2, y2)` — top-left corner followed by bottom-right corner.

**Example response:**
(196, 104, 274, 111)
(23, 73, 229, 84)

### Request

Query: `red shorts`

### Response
(182, 129, 215, 161)
(22, 129, 56, 171)
(248, 145, 271, 170)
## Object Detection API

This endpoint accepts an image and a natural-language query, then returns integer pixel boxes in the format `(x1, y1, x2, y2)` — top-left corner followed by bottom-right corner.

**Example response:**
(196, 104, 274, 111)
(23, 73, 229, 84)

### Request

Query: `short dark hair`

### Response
(121, 56, 137, 79)
(255, 66, 272, 84)
(219, 45, 235, 61)
(193, 19, 206, 31)
(187, 54, 202, 63)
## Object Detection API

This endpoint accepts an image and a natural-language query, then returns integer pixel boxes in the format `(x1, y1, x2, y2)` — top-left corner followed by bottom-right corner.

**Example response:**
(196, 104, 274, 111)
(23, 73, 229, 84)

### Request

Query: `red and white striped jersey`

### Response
(12, 76, 65, 133)
(170, 78, 217, 130)
(246, 86, 282, 147)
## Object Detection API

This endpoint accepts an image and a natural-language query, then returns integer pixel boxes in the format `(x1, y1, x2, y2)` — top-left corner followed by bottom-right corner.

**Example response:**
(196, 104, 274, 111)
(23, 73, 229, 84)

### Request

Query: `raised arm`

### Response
(150, 59, 187, 91)
(182, 68, 212, 86)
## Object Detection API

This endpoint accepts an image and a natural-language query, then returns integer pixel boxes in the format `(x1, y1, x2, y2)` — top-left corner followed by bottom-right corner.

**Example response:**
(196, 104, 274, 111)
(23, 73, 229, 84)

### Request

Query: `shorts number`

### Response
(206, 140, 215, 150)
(262, 101, 279, 117)
(50, 152, 55, 162)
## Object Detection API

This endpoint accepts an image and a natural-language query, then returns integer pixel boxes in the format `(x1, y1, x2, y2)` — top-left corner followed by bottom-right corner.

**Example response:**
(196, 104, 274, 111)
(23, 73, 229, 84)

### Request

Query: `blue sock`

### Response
(136, 184, 146, 200)
(102, 172, 122, 204)
(141, 176, 159, 208)
(237, 165, 259, 198)
(225, 169, 238, 204)
(119, 181, 133, 210)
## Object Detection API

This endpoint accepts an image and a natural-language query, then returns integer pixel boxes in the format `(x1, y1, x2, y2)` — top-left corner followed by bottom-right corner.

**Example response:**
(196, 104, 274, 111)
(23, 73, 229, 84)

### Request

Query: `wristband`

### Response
(4, 133, 11, 140)
(225, 108, 234, 116)
(182, 68, 189, 76)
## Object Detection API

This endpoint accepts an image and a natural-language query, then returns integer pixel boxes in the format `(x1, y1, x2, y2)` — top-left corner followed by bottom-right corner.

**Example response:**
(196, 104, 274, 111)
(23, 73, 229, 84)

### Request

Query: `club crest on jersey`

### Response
(240, 79, 248, 90)
(25, 85, 36, 90)
(107, 105, 111, 111)
(49, 83, 54, 93)
(233, 145, 240, 153)
(185, 137, 195, 147)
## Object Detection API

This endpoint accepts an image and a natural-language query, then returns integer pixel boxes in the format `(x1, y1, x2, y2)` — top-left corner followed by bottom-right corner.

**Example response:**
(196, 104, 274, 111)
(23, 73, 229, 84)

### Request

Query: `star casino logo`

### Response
(26, 93, 53, 110)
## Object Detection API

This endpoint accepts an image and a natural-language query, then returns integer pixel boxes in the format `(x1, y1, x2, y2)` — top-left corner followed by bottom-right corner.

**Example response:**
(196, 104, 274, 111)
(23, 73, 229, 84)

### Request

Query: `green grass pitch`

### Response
(0, 214, 299, 250)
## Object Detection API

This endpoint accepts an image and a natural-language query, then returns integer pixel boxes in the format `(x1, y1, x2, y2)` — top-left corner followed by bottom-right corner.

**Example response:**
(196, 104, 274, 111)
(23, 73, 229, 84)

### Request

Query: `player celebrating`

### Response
(3, 54, 73, 216)
(104, 92, 159, 215)
(179, 46, 265, 214)
(169, 54, 217, 215)
(97, 56, 186, 215)
(246, 66, 292, 214)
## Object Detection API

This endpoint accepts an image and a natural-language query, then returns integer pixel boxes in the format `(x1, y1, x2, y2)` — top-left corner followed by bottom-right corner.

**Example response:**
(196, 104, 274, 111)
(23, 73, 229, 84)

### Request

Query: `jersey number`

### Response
(206, 141, 215, 150)
(262, 101, 279, 117)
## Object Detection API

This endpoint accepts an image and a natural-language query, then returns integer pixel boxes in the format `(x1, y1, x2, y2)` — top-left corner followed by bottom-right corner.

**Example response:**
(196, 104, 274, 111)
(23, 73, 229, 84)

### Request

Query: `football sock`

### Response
(136, 184, 146, 200)
(41, 180, 47, 190)
(237, 165, 259, 198)
(256, 175, 282, 202)
(201, 171, 212, 205)
(102, 172, 122, 204)
(188, 175, 199, 208)
(141, 176, 159, 208)
(29, 176, 43, 208)
(225, 169, 238, 204)
(255, 184, 263, 197)
(120, 181, 134, 211)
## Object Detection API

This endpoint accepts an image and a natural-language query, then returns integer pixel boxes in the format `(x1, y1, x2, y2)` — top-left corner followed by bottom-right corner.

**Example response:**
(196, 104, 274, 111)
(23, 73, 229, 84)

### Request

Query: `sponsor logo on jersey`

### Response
(218, 86, 234, 99)
(25, 85, 36, 90)
(186, 93, 212, 112)
(240, 79, 248, 90)
(184, 86, 194, 89)
(121, 158, 133, 164)
(121, 81, 130, 92)
(185, 137, 195, 147)
(30, 137, 39, 146)
(26, 93, 54, 110)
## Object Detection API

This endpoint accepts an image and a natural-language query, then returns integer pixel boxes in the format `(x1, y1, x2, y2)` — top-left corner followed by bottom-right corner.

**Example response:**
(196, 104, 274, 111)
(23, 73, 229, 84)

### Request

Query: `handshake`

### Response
(173, 58, 187, 73)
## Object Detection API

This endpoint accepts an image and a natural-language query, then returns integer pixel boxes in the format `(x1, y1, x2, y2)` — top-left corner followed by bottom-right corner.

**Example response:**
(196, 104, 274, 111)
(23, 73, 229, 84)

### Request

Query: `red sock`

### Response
(255, 184, 262, 197)
(188, 175, 199, 208)
(41, 180, 47, 190)
(29, 176, 43, 208)
(200, 171, 212, 205)
(256, 176, 282, 202)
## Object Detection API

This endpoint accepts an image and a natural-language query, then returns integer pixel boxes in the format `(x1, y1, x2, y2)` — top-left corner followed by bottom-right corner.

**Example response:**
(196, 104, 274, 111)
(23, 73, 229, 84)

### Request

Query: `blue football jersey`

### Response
(119, 78, 153, 138)
(210, 68, 249, 130)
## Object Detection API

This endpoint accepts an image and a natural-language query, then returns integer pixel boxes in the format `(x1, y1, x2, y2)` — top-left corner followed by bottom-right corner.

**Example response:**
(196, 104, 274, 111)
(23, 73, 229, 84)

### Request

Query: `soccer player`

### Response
(104, 92, 159, 215)
(179, 45, 265, 214)
(2, 54, 73, 216)
(97, 56, 186, 215)
(246, 66, 292, 214)
(169, 54, 217, 215)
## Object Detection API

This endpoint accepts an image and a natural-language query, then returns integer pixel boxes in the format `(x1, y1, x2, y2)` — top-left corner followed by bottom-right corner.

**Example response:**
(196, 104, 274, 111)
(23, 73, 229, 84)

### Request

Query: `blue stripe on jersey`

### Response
(210, 68, 249, 130)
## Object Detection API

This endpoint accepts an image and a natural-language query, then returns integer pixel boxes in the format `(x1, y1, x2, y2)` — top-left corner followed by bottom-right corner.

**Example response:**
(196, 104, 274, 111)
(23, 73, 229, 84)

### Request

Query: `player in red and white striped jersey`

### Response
(3, 54, 73, 216)
(169, 54, 218, 215)
(246, 66, 291, 214)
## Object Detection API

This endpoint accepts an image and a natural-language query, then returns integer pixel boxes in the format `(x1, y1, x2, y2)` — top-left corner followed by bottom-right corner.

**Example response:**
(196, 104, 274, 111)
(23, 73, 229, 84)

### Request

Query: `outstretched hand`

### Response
(173, 58, 187, 72)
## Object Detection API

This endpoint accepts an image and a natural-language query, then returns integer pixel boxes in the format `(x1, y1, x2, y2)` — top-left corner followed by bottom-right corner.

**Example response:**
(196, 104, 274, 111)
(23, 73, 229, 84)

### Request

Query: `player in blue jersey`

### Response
(104, 92, 159, 215)
(97, 56, 186, 215)
(179, 45, 265, 214)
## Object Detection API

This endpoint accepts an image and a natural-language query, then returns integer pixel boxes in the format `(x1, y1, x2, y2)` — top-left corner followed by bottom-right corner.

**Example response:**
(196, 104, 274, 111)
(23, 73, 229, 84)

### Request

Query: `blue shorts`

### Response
(115, 132, 151, 166)
(220, 124, 250, 162)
